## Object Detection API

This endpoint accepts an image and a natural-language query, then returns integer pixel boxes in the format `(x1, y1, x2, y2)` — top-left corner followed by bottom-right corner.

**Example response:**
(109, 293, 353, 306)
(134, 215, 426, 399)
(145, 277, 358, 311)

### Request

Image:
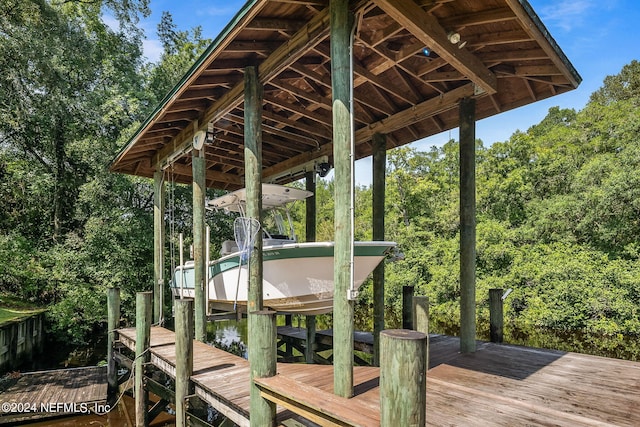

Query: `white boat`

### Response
(170, 184, 396, 315)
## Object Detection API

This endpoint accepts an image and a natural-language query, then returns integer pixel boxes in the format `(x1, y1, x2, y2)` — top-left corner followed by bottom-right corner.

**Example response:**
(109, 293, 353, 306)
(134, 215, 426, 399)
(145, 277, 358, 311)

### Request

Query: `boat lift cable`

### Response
(167, 166, 180, 309)
(233, 217, 261, 311)
(347, 11, 359, 301)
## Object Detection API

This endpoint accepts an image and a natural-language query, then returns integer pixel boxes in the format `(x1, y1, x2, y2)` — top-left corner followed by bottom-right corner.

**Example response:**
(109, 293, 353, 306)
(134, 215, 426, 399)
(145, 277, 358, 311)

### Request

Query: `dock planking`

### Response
(116, 326, 640, 426)
(0, 366, 107, 425)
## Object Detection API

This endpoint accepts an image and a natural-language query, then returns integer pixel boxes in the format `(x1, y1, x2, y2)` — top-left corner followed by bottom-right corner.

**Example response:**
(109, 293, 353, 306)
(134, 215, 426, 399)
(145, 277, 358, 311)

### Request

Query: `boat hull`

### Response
(171, 241, 395, 315)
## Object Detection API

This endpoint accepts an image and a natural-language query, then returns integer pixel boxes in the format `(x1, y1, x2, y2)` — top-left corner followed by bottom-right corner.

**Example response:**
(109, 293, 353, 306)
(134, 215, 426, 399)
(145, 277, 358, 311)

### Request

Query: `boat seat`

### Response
(220, 240, 239, 256)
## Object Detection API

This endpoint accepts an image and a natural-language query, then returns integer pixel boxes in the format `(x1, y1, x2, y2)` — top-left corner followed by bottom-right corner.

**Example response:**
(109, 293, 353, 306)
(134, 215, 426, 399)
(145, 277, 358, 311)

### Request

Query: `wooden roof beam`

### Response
(244, 18, 306, 32)
(356, 83, 476, 141)
(226, 112, 321, 148)
(152, 6, 331, 168)
(440, 7, 516, 29)
(504, 0, 581, 88)
(171, 163, 243, 186)
(372, 0, 497, 94)
(262, 110, 331, 140)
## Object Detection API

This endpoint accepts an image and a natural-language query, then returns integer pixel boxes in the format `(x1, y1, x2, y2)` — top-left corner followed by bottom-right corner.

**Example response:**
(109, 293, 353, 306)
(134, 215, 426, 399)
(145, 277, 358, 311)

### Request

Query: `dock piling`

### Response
(489, 288, 504, 343)
(175, 299, 194, 427)
(402, 285, 415, 330)
(250, 309, 277, 426)
(459, 96, 477, 353)
(135, 291, 152, 427)
(412, 295, 429, 369)
(372, 132, 386, 367)
(380, 329, 427, 426)
(107, 287, 121, 402)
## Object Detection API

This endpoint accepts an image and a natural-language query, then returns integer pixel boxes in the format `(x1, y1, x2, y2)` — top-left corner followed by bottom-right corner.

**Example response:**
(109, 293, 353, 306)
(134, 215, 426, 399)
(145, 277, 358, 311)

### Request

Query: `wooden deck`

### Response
(0, 366, 107, 425)
(116, 327, 640, 426)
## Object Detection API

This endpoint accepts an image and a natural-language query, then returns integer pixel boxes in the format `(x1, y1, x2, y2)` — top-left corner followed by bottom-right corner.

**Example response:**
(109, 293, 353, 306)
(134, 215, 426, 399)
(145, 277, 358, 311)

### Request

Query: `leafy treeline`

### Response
(344, 60, 640, 337)
(0, 0, 228, 344)
(1, 1, 638, 346)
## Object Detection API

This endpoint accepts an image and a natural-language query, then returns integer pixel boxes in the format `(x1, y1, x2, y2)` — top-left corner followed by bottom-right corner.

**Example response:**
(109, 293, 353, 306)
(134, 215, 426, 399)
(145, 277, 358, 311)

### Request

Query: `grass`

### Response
(0, 294, 45, 326)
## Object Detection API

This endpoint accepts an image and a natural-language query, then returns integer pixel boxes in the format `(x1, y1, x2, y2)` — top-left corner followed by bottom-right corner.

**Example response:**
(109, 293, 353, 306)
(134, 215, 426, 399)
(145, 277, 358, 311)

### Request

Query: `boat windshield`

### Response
(262, 207, 294, 240)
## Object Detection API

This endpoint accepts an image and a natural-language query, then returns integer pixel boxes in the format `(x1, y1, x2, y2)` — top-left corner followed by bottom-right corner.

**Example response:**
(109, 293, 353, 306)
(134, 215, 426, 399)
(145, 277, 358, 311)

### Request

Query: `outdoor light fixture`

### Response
(447, 31, 461, 44)
(316, 162, 332, 178)
(422, 47, 431, 56)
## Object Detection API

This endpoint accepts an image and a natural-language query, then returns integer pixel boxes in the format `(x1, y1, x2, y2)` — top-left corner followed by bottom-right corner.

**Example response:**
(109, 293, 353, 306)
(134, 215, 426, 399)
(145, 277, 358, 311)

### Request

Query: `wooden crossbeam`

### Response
(372, 0, 497, 94)
(254, 375, 379, 427)
(152, 5, 331, 168)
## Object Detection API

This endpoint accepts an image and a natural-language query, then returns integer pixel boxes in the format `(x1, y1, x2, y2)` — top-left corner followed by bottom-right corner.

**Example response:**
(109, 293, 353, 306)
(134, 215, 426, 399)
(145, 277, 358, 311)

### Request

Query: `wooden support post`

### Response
(331, 0, 354, 398)
(402, 285, 414, 330)
(107, 287, 121, 402)
(153, 169, 165, 325)
(489, 289, 504, 343)
(244, 65, 263, 314)
(372, 132, 386, 367)
(305, 170, 317, 364)
(380, 330, 427, 426)
(135, 292, 152, 427)
(412, 296, 430, 370)
(305, 315, 316, 364)
(245, 65, 275, 426)
(459, 96, 477, 353)
(175, 299, 194, 427)
(305, 170, 316, 243)
(192, 141, 207, 342)
(250, 310, 277, 427)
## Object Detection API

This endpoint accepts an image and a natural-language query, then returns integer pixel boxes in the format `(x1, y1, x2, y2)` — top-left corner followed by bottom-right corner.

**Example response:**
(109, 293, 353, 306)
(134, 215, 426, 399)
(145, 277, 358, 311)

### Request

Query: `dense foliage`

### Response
(0, 2, 638, 350)
(349, 60, 640, 339)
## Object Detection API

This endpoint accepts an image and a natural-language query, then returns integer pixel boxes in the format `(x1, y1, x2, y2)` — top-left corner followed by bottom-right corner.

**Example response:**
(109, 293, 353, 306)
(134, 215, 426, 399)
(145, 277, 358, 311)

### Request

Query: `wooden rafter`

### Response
(372, 0, 497, 94)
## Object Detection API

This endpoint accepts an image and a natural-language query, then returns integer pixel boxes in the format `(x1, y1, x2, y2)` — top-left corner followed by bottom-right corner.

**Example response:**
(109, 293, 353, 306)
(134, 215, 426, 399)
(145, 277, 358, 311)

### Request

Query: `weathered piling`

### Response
(305, 171, 317, 365)
(372, 132, 386, 367)
(489, 288, 504, 343)
(107, 287, 121, 401)
(305, 315, 316, 364)
(175, 299, 194, 427)
(380, 329, 427, 426)
(402, 285, 415, 330)
(459, 97, 477, 353)
(250, 310, 277, 426)
(331, 0, 355, 398)
(192, 136, 207, 342)
(135, 292, 152, 427)
(412, 296, 429, 369)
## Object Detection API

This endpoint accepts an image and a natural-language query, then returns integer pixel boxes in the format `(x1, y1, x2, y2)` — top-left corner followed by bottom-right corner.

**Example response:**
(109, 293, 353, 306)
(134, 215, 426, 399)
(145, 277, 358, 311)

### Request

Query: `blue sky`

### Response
(137, 0, 640, 185)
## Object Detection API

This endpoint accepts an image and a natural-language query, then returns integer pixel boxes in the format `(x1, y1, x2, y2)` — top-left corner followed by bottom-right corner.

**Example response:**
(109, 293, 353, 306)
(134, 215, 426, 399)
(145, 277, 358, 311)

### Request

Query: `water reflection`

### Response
(26, 395, 174, 427)
(206, 319, 248, 358)
(205, 315, 640, 362)
(432, 319, 640, 361)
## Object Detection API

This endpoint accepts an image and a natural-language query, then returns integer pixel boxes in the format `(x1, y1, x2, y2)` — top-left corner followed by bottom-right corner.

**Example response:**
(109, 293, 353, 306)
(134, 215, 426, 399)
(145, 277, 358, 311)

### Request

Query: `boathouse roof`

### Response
(110, 0, 581, 189)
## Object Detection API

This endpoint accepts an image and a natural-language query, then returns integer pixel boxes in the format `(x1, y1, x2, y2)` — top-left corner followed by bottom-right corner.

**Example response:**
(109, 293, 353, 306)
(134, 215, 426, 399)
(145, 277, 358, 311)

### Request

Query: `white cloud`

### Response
(102, 14, 120, 32)
(200, 3, 243, 18)
(537, 0, 594, 31)
(143, 39, 164, 63)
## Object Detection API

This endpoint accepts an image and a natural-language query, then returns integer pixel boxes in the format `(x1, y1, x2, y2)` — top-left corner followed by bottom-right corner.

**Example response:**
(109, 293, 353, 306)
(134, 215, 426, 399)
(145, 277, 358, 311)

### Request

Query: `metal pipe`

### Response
(179, 232, 184, 300)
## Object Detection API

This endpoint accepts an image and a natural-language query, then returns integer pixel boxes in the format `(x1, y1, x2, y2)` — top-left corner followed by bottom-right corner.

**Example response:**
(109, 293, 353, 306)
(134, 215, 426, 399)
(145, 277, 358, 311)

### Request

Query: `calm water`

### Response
(201, 315, 640, 361)
(23, 396, 175, 427)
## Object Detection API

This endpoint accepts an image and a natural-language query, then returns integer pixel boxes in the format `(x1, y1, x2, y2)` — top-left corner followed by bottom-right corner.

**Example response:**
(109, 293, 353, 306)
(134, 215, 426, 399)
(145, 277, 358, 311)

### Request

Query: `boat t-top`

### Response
(171, 184, 396, 315)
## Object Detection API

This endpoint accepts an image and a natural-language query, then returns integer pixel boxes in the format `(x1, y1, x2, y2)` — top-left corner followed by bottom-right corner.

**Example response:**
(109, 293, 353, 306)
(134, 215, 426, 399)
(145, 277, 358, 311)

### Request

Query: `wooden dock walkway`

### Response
(0, 366, 107, 425)
(116, 326, 640, 426)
